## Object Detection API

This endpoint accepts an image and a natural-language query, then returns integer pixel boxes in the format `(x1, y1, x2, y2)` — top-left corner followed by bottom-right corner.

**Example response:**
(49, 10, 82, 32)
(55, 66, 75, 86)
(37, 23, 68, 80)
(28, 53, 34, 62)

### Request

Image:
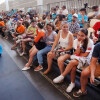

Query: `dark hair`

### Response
(47, 23, 55, 30)
(31, 20, 36, 23)
(53, 8, 56, 11)
(92, 5, 98, 9)
(80, 28, 88, 51)
(37, 22, 44, 29)
(56, 6, 59, 8)
(42, 14, 46, 20)
(22, 21, 30, 28)
(57, 14, 63, 21)
(0, 18, 3, 21)
(47, 14, 52, 19)
(62, 5, 66, 9)
(80, 8, 86, 14)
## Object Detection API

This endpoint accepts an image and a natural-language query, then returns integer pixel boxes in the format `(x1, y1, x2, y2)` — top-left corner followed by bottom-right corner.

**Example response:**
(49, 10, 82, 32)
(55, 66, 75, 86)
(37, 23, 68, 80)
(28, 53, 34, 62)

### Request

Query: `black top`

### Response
(92, 42, 100, 63)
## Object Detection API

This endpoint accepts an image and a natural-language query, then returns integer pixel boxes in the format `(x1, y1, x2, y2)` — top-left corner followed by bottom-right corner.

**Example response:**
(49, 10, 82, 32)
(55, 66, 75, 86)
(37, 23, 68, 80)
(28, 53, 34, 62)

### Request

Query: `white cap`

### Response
(73, 13, 78, 18)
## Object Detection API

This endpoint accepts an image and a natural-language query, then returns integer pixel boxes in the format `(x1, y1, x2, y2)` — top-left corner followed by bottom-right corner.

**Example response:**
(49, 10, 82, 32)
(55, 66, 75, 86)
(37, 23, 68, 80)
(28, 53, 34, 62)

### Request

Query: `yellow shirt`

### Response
(27, 25, 37, 35)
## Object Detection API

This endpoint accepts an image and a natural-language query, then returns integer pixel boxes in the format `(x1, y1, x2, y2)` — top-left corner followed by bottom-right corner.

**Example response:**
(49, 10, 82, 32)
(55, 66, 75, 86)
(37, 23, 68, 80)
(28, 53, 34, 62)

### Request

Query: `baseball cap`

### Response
(73, 13, 78, 18)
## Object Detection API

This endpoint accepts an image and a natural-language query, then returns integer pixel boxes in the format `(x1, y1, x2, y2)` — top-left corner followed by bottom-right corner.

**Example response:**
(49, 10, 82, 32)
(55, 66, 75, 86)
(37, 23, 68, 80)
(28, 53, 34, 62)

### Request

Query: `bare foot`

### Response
(11, 45, 17, 50)
(43, 69, 51, 75)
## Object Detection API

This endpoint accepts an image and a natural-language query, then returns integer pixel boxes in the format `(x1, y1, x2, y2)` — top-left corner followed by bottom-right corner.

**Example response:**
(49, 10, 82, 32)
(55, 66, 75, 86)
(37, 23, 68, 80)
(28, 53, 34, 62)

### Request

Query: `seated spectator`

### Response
(56, 6, 61, 15)
(11, 21, 25, 50)
(68, 14, 80, 39)
(0, 18, 5, 37)
(22, 23, 46, 71)
(44, 21, 73, 74)
(54, 14, 63, 33)
(4, 18, 12, 39)
(17, 15, 23, 22)
(45, 14, 53, 25)
(73, 42, 100, 97)
(88, 6, 100, 20)
(20, 20, 37, 56)
(0, 18, 5, 26)
(12, 15, 18, 23)
(33, 14, 39, 22)
(34, 23, 57, 71)
(66, 9, 76, 23)
(22, 15, 26, 22)
(50, 7, 54, 15)
(62, 5, 68, 18)
(53, 29, 94, 93)
(92, 21, 100, 38)
(52, 8, 57, 21)
(77, 8, 88, 28)
(22, 21, 30, 30)
(26, 15, 31, 23)
(42, 14, 47, 21)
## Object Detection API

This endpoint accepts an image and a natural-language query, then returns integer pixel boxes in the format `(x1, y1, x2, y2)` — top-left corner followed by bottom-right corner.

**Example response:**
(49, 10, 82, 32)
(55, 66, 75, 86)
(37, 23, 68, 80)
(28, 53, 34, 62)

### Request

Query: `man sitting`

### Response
(88, 6, 100, 20)
(0, 18, 5, 37)
(68, 14, 80, 39)
(11, 21, 25, 50)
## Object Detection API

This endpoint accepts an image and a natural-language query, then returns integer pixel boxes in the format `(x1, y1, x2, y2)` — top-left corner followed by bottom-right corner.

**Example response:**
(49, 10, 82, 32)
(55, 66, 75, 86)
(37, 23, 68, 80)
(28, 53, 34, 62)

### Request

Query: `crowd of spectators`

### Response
(0, 5, 100, 98)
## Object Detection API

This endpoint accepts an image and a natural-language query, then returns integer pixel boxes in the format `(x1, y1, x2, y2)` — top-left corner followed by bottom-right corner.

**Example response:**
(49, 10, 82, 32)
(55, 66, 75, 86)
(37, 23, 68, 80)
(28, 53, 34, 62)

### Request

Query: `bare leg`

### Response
(62, 59, 79, 77)
(29, 46, 35, 54)
(22, 41, 26, 52)
(71, 66, 77, 83)
(11, 41, 18, 50)
(25, 46, 38, 67)
(57, 54, 70, 74)
(43, 52, 56, 74)
(81, 66, 90, 93)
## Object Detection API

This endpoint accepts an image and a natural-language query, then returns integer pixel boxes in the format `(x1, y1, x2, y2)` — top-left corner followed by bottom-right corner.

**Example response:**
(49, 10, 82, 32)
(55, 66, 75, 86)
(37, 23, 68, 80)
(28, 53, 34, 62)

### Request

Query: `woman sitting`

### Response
(54, 14, 63, 33)
(53, 28, 94, 93)
(34, 23, 57, 71)
(22, 23, 46, 71)
(44, 21, 73, 74)
(19, 20, 37, 56)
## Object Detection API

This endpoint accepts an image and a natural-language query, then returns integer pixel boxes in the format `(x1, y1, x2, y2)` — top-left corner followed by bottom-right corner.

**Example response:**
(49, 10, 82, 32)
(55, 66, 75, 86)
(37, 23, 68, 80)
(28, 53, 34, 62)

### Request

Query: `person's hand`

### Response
(16, 32, 19, 34)
(46, 41, 52, 45)
(80, 12, 84, 16)
(93, 37, 98, 44)
(77, 40, 81, 48)
(90, 75, 95, 84)
(56, 50, 63, 52)
(77, 21, 81, 23)
(48, 51, 53, 56)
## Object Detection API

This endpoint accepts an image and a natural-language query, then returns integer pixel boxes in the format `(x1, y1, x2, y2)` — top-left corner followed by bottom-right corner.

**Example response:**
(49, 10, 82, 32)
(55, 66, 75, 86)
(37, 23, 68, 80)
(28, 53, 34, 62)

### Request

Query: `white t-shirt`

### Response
(62, 9, 68, 15)
(73, 39, 94, 63)
(94, 8, 100, 17)
(57, 9, 61, 14)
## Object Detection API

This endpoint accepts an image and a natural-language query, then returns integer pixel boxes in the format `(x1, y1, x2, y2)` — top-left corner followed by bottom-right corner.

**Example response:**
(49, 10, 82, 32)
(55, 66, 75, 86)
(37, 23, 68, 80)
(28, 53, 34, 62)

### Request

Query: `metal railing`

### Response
(22, 0, 100, 14)
(1, 0, 100, 14)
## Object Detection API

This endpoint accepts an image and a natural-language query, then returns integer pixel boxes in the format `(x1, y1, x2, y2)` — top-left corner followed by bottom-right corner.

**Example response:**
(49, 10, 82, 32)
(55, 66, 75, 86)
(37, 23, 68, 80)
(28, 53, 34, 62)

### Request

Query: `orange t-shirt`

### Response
(16, 25, 25, 34)
(34, 29, 45, 43)
(0, 21, 5, 26)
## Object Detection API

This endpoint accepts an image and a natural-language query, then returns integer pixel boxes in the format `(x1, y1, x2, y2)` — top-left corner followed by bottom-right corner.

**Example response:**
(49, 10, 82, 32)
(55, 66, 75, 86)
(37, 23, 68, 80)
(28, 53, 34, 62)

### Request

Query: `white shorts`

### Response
(70, 55, 89, 69)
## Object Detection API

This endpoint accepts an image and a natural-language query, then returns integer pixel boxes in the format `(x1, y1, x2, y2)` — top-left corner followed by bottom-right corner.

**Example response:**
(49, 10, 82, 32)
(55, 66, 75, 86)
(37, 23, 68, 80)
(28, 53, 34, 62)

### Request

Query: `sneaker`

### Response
(53, 75, 64, 83)
(16, 39, 22, 44)
(34, 65, 43, 71)
(73, 89, 87, 98)
(66, 83, 75, 93)
(20, 52, 26, 56)
(22, 67, 30, 71)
